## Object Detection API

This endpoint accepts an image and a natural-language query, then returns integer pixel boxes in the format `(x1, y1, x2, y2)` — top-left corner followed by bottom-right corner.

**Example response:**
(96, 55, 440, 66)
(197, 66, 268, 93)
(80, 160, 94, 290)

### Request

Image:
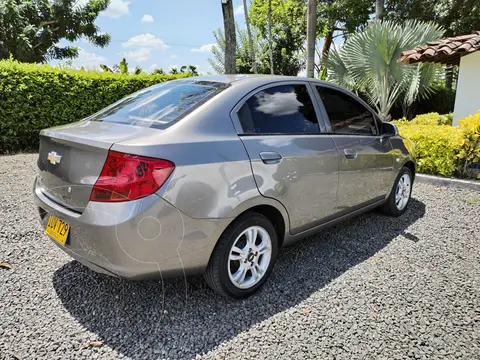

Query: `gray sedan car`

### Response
(34, 75, 415, 298)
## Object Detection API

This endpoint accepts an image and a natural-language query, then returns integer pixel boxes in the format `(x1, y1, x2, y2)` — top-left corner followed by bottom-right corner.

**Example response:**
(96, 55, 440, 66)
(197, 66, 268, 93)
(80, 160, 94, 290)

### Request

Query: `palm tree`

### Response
(306, 0, 317, 78)
(324, 20, 444, 120)
(100, 64, 112, 73)
(243, 0, 257, 73)
(221, 0, 236, 74)
(180, 65, 199, 76)
(100, 58, 129, 74)
(133, 65, 142, 75)
(188, 65, 199, 76)
(119, 58, 128, 75)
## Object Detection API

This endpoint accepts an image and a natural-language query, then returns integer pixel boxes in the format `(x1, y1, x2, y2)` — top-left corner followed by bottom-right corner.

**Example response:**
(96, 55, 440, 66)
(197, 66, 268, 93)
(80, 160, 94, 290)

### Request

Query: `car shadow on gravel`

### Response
(53, 198, 425, 359)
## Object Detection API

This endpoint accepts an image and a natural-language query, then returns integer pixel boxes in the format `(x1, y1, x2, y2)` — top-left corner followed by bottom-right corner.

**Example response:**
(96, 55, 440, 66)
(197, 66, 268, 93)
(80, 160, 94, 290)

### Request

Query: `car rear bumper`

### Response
(33, 177, 231, 279)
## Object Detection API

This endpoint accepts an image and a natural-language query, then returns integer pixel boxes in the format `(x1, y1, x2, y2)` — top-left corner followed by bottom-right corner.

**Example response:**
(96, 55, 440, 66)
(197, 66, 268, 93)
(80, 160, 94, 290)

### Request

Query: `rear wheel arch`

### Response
(211, 204, 287, 260)
(246, 205, 286, 248)
(403, 160, 416, 181)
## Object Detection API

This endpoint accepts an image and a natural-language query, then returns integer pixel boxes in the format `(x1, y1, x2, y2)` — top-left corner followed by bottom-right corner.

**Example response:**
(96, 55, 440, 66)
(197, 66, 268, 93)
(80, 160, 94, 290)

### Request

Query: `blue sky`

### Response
(58, 0, 248, 74)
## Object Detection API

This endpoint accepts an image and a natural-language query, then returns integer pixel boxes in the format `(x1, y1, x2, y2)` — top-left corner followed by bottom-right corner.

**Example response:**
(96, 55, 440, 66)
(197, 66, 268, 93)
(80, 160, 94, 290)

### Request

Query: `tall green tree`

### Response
(306, 0, 317, 77)
(324, 20, 444, 120)
(249, 0, 371, 76)
(385, 0, 480, 37)
(317, 0, 372, 76)
(249, 0, 307, 75)
(0, 0, 111, 63)
(242, 0, 257, 73)
(208, 26, 269, 74)
(267, 0, 274, 74)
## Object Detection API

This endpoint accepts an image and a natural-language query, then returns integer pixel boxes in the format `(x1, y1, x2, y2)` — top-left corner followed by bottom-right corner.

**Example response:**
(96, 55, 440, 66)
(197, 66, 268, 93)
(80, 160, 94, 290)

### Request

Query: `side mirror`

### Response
(382, 122, 399, 137)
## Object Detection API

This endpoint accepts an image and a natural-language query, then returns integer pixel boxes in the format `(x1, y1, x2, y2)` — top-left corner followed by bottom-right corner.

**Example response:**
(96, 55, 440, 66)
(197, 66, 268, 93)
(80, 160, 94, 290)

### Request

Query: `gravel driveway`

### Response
(1, 153, 479, 360)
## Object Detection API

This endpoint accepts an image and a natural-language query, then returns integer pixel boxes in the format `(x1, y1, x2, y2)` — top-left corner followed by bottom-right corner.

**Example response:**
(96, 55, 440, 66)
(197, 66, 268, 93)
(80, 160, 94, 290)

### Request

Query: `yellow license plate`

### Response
(45, 215, 70, 246)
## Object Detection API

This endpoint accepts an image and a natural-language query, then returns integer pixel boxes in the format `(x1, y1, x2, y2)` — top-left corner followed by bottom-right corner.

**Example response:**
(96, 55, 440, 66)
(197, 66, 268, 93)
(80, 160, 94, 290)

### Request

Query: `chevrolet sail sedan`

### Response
(34, 75, 415, 298)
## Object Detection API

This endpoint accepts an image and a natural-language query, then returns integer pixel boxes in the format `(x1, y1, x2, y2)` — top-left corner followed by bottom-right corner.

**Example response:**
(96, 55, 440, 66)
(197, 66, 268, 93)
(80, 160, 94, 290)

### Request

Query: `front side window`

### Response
(89, 80, 228, 129)
(238, 84, 320, 134)
(316, 86, 378, 135)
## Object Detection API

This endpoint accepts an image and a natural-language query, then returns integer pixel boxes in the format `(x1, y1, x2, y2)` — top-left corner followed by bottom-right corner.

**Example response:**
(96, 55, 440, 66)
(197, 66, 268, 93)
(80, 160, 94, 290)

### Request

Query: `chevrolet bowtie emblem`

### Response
(47, 151, 62, 165)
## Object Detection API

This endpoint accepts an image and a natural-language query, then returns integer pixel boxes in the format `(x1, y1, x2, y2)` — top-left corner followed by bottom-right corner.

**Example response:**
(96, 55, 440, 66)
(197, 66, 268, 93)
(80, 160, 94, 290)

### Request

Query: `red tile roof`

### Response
(399, 31, 480, 65)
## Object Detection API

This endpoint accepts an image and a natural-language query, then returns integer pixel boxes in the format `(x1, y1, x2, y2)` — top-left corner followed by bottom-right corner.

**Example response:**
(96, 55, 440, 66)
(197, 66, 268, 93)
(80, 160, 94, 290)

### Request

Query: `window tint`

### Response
(89, 80, 228, 129)
(238, 84, 319, 134)
(316, 86, 378, 135)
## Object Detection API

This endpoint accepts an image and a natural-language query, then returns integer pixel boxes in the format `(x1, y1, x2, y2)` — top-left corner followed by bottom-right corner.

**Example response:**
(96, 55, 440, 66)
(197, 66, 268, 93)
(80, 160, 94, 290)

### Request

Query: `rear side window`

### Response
(89, 80, 228, 129)
(316, 86, 378, 135)
(238, 84, 320, 134)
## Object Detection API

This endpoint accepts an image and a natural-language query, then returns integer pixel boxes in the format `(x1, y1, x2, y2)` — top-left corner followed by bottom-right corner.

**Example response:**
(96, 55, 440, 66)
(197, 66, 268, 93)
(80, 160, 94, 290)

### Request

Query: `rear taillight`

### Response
(90, 151, 175, 202)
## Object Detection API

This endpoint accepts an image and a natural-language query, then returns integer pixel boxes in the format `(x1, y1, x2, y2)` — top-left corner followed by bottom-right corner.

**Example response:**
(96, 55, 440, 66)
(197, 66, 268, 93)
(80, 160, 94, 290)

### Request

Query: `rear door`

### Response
(313, 84, 394, 211)
(231, 81, 339, 234)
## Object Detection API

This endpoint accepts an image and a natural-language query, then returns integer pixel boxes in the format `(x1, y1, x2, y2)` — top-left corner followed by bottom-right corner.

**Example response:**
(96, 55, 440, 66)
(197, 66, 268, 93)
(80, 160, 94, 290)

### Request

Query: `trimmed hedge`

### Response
(393, 111, 480, 179)
(0, 60, 189, 153)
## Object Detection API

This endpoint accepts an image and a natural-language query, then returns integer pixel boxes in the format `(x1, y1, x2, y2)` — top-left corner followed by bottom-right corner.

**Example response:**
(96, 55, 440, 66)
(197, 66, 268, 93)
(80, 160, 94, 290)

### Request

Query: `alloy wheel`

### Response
(227, 226, 272, 289)
(395, 173, 411, 210)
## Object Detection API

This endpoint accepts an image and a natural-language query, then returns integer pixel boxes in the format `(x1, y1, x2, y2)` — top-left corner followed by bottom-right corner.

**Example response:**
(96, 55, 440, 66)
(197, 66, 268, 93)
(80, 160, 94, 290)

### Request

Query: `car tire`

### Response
(204, 212, 278, 299)
(381, 166, 413, 216)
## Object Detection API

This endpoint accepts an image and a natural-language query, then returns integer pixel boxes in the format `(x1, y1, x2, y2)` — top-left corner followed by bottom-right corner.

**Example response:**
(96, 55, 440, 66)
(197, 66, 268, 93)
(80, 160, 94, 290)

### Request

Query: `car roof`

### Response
(192, 74, 332, 87)
(191, 74, 380, 121)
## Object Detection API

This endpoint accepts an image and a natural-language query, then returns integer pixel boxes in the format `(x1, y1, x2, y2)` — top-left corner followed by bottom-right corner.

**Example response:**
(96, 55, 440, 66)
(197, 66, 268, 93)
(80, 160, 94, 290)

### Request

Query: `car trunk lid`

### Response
(37, 120, 158, 212)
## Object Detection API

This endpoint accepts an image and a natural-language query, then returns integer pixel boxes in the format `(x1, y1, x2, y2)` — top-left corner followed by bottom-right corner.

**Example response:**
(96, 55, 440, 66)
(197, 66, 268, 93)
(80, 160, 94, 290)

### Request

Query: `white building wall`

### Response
(453, 51, 480, 126)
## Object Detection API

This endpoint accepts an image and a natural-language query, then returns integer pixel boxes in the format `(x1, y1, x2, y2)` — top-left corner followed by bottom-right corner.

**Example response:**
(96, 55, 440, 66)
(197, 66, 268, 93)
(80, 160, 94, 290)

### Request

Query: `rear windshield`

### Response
(88, 80, 229, 129)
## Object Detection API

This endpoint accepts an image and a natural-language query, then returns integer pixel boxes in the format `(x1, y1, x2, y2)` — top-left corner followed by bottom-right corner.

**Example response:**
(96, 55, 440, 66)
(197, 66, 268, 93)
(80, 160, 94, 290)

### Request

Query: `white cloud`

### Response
(100, 0, 130, 18)
(234, 4, 244, 16)
(255, 91, 303, 116)
(170, 54, 179, 59)
(141, 14, 154, 23)
(122, 33, 168, 50)
(63, 48, 108, 69)
(169, 64, 179, 70)
(120, 48, 151, 62)
(191, 43, 215, 53)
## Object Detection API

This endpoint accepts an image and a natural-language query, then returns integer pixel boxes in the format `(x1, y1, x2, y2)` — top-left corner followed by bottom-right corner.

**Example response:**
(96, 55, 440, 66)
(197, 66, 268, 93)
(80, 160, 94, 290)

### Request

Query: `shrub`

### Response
(457, 111, 480, 179)
(393, 111, 479, 179)
(393, 121, 462, 177)
(0, 60, 189, 153)
(406, 112, 453, 126)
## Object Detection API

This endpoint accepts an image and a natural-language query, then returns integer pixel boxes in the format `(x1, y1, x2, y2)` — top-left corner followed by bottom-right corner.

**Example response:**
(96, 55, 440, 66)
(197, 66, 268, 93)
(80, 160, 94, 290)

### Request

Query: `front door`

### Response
(232, 82, 339, 234)
(314, 85, 394, 210)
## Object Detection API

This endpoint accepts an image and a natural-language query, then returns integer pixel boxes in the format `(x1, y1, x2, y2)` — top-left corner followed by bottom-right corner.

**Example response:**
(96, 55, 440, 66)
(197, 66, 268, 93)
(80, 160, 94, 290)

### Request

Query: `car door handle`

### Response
(259, 151, 282, 164)
(344, 149, 357, 159)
